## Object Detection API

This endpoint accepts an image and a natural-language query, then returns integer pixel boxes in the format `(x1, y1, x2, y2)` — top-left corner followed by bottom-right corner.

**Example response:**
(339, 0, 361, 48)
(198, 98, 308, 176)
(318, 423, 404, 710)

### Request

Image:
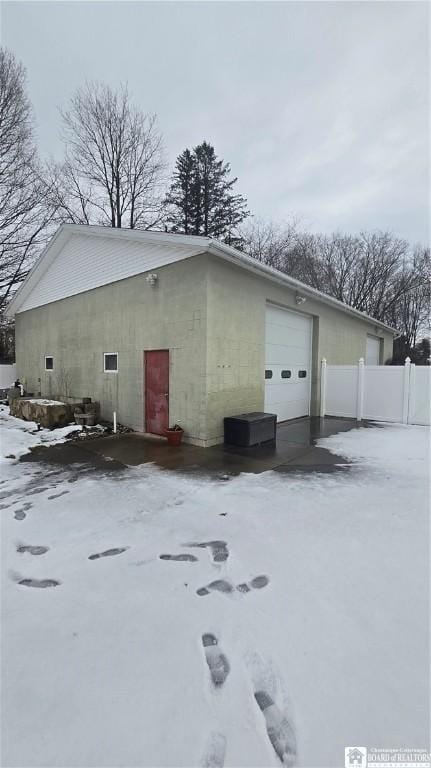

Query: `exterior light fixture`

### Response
(295, 292, 307, 305)
(146, 273, 158, 286)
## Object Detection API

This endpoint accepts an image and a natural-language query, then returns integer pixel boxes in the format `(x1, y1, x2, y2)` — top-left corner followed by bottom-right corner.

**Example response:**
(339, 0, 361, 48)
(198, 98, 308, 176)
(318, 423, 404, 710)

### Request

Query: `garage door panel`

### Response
(266, 345, 310, 366)
(266, 306, 310, 332)
(266, 323, 309, 347)
(266, 324, 310, 347)
(265, 365, 310, 381)
(265, 380, 309, 398)
(366, 335, 380, 365)
(266, 397, 310, 423)
(264, 306, 312, 422)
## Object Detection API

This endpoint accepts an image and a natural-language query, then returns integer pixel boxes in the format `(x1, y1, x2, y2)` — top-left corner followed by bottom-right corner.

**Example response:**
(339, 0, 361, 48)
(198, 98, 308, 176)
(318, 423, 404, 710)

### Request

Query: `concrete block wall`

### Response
(203, 256, 394, 444)
(15, 255, 209, 443)
(204, 261, 265, 443)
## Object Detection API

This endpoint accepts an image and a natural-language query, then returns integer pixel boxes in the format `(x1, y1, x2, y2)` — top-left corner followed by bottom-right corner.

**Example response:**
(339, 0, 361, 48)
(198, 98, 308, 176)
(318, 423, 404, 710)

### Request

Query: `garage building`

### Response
(7, 225, 396, 446)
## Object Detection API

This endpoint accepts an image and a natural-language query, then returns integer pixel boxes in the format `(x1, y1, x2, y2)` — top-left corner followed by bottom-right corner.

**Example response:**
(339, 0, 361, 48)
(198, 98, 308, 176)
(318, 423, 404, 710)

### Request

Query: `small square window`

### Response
(265, 369, 273, 379)
(104, 353, 118, 372)
(281, 370, 291, 379)
(45, 356, 54, 371)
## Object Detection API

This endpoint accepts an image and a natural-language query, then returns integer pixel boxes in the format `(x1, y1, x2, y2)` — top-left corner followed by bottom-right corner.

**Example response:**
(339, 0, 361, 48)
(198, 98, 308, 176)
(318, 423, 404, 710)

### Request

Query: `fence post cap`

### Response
(358, 357, 364, 365)
(321, 357, 327, 364)
(405, 356, 411, 364)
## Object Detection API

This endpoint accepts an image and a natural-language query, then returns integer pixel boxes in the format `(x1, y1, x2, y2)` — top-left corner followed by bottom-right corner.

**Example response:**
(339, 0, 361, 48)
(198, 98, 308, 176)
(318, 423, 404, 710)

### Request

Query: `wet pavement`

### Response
(20, 417, 372, 476)
(21, 439, 125, 472)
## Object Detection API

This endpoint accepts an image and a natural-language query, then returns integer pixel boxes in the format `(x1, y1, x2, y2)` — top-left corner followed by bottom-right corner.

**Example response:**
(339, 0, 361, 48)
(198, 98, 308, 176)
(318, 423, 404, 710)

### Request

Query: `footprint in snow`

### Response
(247, 652, 297, 767)
(202, 634, 230, 687)
(17, 545, 49, 556)
(88, 547, 129, 560)
(201, 731, 226, 767)
(159, 554, 198, 562)
(9, 571, 60, 589)
(47, 490, 70, 500)
(13, 501, 32, 521)
(183, 540, 229, 563)
(237, 575, 270, 592)
(197, 575, 269, 597)
(18, 578, 60, 589)
(197, 579, 233, 596)
(254, 690, 297, 766)
(27, 486, 50, 496)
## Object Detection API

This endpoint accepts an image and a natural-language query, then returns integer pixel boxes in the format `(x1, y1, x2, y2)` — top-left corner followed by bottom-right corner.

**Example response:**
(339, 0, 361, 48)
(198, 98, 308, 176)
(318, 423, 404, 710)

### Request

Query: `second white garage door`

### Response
(366, 335, 381, 365)
(264, 304, 312, 422)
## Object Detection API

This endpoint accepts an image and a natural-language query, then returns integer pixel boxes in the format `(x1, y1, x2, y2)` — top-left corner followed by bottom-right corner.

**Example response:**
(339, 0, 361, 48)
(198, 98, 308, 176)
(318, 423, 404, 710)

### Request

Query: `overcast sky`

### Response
(2, 1, 429, 243)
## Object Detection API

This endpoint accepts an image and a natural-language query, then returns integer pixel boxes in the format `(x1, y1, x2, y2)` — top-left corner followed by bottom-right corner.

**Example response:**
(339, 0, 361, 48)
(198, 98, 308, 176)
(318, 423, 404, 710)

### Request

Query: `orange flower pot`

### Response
(164, 427, 184, 446)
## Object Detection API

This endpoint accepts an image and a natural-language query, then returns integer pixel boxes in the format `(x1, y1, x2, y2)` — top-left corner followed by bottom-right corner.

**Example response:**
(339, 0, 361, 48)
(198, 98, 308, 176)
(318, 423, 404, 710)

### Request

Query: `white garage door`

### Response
(366, 335, 381, 365)
(264, 305, 312, 422)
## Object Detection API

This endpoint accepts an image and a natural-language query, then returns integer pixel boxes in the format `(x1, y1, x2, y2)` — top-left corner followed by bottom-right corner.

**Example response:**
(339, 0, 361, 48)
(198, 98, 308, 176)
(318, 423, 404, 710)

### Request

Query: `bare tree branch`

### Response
(0, 48, 55, 319)
(46, 82, 167, 230)
(243, 220, 430, 357)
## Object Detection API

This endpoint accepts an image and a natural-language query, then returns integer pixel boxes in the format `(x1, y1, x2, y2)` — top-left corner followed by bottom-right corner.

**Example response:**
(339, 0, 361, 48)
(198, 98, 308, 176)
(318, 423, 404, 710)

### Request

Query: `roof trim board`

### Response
(6, 224, 398, 334)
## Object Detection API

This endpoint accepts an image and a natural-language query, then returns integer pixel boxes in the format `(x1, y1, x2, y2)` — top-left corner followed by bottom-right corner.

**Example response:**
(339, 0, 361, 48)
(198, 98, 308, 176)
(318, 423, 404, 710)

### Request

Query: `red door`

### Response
(145, 350, 169, 435)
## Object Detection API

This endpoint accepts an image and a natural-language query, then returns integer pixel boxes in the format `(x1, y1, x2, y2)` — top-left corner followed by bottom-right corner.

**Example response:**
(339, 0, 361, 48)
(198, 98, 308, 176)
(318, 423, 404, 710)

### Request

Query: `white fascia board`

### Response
(6, 226, 67, 318)
(59, 223, 212, 250)
(7, 223, 399, 335)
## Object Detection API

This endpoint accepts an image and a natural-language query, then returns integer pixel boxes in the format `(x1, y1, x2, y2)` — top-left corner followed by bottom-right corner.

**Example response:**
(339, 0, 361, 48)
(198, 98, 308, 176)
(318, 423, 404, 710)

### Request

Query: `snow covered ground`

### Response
(0, 406, 81, 464)
(1, 409, 429, 767)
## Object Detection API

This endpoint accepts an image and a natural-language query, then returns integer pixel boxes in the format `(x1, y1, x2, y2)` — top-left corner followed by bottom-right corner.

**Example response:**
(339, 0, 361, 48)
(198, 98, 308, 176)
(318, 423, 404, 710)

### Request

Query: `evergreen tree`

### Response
(166, 142, 249, 243)
(165, 149, 195, 234)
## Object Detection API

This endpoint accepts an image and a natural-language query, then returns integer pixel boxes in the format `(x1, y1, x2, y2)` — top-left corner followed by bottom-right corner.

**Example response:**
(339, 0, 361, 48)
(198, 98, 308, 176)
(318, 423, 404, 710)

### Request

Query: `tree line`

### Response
(0, 48, 429, 363)
(244, 221, 430, 362)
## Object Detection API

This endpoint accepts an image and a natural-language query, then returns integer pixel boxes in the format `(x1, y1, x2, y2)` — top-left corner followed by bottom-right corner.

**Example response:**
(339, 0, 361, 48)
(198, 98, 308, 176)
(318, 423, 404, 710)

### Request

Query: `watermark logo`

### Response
(345, 747, 367, 767)
(345, 747, 430, 768)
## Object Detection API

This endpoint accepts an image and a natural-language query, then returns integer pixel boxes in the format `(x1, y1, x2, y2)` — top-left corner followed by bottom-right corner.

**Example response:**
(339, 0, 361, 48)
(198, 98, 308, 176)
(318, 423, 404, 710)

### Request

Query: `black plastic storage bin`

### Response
(224, 412, 277, 447)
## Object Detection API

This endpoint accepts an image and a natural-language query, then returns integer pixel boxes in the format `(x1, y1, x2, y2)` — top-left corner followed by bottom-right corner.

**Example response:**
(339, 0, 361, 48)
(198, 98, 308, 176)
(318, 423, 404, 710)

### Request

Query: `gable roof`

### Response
(7, 223, 397, 334)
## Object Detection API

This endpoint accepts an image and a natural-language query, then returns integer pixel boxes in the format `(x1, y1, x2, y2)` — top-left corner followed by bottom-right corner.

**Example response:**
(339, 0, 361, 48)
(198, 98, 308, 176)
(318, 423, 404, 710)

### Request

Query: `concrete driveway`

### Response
(20, 416, 367, 475)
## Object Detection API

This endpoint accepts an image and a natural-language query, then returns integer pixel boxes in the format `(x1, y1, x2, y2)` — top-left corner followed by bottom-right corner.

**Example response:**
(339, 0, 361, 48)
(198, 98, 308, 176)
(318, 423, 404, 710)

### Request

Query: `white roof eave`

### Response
(6, 223, 398, 335)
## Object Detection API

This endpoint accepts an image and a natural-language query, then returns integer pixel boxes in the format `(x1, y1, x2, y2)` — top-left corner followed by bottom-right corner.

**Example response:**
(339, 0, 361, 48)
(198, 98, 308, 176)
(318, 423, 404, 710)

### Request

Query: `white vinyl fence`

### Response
(0, 363, 16, 389)
(320, 357, 430, 426)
